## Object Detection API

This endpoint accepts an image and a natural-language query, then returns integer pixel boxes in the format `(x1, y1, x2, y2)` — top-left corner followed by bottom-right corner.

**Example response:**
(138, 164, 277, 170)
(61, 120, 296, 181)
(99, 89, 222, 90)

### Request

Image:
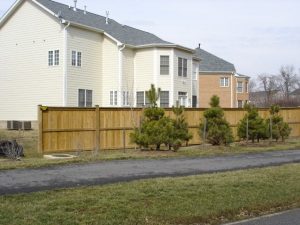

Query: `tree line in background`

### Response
(131, 85, 291, 150)
(250, 65, 300, 107)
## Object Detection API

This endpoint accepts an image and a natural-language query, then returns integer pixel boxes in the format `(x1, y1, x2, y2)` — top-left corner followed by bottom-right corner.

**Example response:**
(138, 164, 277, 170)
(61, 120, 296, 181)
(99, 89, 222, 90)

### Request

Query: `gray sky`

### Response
(1, 0, 299, 77)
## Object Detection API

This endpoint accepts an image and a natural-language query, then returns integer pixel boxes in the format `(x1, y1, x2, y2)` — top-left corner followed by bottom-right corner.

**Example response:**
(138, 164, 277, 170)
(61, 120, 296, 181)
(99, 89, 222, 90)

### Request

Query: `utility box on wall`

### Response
(7, 121, 32, 130)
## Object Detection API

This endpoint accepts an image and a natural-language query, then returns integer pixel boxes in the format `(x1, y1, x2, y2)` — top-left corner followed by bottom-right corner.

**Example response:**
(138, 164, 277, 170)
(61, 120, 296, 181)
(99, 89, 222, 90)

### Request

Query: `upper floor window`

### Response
(78, 89, 93, 107)
(192, 63, 198, 80)
(220, 77, 229, 87)
(160, 56, 170, 75)
(160, 91, 169, 108)
(54, 50, 59, 65)
(178, 57, 188, 77)
(48, 50, 59, 66)
(237, 100, 243, 108)
(48, 51, 53, 66)
(72, 51, 82, 67)
(237, 81, 243, 93)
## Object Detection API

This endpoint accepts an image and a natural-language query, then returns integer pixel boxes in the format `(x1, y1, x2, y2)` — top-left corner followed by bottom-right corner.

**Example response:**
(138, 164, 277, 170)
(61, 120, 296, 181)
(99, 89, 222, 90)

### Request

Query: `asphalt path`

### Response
(223, 208, 300, 225)
(0, 150, 300, 195)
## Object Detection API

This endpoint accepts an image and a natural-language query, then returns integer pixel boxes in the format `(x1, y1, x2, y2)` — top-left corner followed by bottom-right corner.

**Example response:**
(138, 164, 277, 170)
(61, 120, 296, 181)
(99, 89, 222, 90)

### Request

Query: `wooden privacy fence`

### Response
(38, 106, 300, 153)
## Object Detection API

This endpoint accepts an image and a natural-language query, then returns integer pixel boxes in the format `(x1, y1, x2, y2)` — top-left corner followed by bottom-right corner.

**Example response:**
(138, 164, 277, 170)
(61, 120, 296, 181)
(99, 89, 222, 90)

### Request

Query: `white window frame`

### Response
(54, 50, 59, 66)
(160, 91, 169, 108)
(237, 81, 243, 93)
(78, 89, 93, 107)
(220, 77, 229, 87)
(122, 91, 130, 106)
(48, 51, 53, 66)
(71, 50, 82, 67)
(178, 57, 188, 77)
(160, 55, 170, 75)
(178, 92, 188, 107)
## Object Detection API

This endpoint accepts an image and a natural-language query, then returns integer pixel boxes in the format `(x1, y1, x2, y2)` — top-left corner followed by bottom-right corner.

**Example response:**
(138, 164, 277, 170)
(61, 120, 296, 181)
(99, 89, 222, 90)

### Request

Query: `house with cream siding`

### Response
(0, 0, 248, 125)
(0, 0, 200, 123)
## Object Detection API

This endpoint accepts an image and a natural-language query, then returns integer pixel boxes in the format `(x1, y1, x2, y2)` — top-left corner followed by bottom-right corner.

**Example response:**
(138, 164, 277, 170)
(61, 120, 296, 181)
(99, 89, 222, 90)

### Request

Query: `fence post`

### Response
(123, 128, 126, 153)
(202, 118, 207, 146)
(37, 105, 43, 154)
(95, 105, 100, 155)
(246, 117, 249, 143)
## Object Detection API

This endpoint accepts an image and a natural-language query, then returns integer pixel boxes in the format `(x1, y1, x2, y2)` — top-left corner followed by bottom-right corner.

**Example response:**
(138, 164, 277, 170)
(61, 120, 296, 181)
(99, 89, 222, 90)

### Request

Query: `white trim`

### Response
(153, 48, 158, 88)
(118, 44, 125, 107)
(105, 32, 122, 46)
(170, 49, 175, 107)
(63, 22, 70, 106)
(0, 0, 23, 28)
(133, 53, 137, 107)
(190, 59, 193, 108)
(231, 73, 234, 108)
(32, 0, 59, 17)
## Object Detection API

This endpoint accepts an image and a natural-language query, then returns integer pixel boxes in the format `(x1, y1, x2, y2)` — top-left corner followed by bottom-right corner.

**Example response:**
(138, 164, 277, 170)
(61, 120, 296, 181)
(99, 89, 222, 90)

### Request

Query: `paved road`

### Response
(223, 208, 300, 225)
(0, 150, 300, 195)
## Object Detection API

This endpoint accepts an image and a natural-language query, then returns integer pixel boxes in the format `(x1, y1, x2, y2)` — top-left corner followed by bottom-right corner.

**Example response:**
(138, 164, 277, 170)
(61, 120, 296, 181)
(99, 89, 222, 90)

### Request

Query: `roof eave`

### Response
(199, 71, 235, 74)
(0, 0, 23, 28)
(134, 44, 195, 53)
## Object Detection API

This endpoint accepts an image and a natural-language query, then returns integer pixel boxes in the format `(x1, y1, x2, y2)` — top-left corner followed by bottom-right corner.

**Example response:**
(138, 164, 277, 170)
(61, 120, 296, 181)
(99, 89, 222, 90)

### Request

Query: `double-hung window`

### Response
(122, 91, 129, 106)
(136, 92, 145, 107)
(110, 91, 118, 106)
(48, 50, 59, 66)
(160, 91, 169, 108)
(220, 77, 229, 87)
(48, 51, 54, 66)
(72, 51, 82, 67)
(237, 81, 243, 93)
(178, 57, 188, 77)
(178, 92, 188, 107)
(78, 89, 93, 107)
(160, 56, 169, 75)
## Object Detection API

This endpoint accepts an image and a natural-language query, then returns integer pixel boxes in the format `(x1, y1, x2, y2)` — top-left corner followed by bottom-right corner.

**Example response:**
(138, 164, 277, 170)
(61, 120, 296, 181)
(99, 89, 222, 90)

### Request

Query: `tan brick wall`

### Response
(199, 74, 249, 108)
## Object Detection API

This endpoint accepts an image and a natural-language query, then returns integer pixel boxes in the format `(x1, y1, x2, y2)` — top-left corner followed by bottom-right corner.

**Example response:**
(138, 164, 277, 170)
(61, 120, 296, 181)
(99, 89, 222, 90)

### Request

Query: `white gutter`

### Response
(118, 44, 126, 107)
(63, 21, 71, 106)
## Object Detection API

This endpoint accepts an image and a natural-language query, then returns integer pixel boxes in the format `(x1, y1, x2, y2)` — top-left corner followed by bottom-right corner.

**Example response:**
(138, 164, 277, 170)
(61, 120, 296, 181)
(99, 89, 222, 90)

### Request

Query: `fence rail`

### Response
(38, 106, 300, 153)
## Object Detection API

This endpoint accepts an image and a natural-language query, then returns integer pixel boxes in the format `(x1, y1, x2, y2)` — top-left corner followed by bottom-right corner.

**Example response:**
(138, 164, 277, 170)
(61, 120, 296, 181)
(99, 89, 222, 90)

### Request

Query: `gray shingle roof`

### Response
(36, 0, 172, 46)
(195, 47, 236, 72)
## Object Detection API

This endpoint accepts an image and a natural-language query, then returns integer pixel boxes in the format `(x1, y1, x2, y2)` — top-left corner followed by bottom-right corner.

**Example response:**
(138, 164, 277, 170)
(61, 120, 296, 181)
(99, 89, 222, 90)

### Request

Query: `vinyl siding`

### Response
(0, 0, 64, 120)
(101, 36, 119, 106)
(122, 48, 135, 105)
(66, 26, 103, 107)
(173, 49, 193, 106)
(134, 48, 154, 93)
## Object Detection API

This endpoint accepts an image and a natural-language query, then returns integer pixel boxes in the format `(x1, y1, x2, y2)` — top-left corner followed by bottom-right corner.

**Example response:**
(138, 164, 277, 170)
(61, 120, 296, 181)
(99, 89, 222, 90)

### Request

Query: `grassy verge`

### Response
(1, 130, 300, 170)
(1, 164, 299, 225)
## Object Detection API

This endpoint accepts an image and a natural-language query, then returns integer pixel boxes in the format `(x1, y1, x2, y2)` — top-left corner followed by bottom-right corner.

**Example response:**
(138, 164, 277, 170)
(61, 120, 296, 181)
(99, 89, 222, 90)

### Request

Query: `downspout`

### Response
(63, 21, 70, 106)
(118, 44, 126, 107)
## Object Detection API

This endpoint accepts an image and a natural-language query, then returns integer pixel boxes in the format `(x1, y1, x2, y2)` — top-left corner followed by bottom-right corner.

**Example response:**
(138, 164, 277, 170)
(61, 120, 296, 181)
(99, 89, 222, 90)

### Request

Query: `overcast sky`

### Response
(1, 0, 299, 77)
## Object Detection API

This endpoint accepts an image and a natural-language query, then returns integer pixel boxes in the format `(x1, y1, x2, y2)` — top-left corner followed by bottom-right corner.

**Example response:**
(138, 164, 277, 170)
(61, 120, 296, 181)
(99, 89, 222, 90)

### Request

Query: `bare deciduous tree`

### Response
(278, 65, 298, 100)
(257, 73, 278, 106)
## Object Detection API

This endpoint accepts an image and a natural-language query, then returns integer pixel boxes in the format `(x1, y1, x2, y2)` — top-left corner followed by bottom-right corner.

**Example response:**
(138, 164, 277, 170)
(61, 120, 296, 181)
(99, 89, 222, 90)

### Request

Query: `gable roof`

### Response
(2, 0, 196, 51)
(36, 0, 173, 46)
(195, 47, 236, 73)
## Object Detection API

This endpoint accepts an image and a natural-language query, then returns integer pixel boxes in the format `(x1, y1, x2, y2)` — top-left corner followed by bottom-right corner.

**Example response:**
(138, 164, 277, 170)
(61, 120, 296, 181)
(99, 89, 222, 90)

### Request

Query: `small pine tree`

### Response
(130, 84, 169, 150)
(199, 95, 233, 145)
(237, 104, 268, 143)
(268, 105, 291, 142)
(166, 102, 193, 151)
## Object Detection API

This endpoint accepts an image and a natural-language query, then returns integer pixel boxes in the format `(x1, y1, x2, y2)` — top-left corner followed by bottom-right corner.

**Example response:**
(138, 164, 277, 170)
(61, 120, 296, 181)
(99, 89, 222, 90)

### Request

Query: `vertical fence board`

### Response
(39, 107, 300, 153)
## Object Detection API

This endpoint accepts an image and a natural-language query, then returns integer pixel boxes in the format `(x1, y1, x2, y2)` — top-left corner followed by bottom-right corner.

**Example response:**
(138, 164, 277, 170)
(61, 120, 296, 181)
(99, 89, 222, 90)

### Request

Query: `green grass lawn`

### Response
(1, 129, 300, 170)
(0, 164, 299, 225)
